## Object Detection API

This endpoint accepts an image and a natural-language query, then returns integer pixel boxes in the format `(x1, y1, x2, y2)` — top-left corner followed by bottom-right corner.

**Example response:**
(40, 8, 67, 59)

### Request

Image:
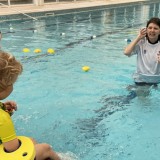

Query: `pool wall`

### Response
(0, 0, 159, 22)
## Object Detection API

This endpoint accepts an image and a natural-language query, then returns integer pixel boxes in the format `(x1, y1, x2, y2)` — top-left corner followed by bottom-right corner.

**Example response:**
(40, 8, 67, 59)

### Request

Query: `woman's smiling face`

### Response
(147, 22, 160, 43)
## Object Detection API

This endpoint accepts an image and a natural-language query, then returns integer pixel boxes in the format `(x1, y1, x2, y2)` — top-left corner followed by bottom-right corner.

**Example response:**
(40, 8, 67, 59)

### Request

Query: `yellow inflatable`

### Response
(47, 48, 55, 54)
(23, 48, 30, 53)
(82, 66, 90, 72)
(0, 136, 35, 160)
(0, 109, 36, 160)
(34, 48, 41, 53)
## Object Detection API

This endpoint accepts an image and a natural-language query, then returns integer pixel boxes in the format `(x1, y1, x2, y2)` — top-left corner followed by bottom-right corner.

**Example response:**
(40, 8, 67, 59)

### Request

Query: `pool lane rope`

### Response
(23, 48, 55, 54)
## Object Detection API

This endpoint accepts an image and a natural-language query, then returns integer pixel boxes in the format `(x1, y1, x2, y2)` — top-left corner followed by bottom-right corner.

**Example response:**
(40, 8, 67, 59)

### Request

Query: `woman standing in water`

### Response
(124, 17, 160, 85)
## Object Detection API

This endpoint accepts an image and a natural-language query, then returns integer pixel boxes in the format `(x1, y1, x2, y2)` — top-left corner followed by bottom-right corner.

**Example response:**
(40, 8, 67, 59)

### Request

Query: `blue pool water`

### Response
(1, 1, 160, 159)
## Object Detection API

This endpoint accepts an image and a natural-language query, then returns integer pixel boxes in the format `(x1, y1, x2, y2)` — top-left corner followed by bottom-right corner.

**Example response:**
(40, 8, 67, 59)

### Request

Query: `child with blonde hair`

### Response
(0, 50, 22, 113)
(0, 50, 60, 160)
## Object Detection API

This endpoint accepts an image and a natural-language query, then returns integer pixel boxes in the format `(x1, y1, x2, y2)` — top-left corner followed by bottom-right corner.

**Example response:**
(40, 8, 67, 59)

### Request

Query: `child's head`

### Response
(0, 50, 22, 98)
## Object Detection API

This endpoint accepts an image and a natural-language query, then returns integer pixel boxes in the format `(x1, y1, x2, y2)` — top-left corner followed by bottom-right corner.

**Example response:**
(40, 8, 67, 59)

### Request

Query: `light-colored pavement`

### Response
(0, 0, 147, 16)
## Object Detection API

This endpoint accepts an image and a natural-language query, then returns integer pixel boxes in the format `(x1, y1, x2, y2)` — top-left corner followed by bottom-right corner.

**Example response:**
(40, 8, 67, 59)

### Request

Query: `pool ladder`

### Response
(0, 2, 38, 21)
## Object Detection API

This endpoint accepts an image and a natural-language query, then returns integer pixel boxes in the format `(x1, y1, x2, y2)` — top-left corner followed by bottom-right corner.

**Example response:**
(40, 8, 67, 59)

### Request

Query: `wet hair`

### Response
(146, 17, 160, 27)
(0, 50, 23, 87)
(146, 17, 160, 41)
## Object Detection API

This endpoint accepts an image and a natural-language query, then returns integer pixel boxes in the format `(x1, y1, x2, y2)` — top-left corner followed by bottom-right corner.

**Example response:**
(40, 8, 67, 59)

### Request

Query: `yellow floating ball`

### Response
(82, 66, 90, 72)
(23, 48, 30, 53)
(47, 48, 55, 54)
(34, 49, 41, 53)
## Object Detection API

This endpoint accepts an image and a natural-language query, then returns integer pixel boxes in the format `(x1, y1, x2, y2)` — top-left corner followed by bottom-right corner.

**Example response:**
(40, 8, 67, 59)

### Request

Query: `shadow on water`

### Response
(76, 84, 158, 143)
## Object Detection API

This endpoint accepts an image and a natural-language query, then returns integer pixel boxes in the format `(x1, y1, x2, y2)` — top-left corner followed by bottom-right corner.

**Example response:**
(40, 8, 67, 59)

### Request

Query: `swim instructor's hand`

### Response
(138, 28, 147, 40)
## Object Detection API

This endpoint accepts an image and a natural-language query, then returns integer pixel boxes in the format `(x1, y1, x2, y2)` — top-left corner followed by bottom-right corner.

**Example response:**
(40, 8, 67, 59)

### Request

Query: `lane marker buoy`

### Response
(60, 33, 65, 36)
(23, 48, 30, 52)
(34, 49, 41, 53)
(91, 35, 96, 39)
(47, 48, 55, 54)
(82, 66, 90, 72)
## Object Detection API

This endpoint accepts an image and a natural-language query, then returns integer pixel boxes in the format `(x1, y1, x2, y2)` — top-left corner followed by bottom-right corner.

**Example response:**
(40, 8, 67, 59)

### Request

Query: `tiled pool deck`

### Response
(0, 0, 151, 16)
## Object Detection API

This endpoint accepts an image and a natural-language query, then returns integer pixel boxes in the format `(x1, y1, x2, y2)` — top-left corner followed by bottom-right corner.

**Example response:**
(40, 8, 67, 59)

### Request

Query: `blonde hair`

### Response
(0, 50, 23, 88)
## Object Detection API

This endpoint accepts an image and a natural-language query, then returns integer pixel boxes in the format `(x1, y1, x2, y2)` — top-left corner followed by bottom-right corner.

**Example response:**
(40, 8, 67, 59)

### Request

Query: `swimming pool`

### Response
(1, 1, 160, 159)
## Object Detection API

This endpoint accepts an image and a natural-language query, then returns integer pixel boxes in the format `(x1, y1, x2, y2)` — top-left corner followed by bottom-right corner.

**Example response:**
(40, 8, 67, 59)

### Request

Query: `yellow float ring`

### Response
(0, 136, 36, 160)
